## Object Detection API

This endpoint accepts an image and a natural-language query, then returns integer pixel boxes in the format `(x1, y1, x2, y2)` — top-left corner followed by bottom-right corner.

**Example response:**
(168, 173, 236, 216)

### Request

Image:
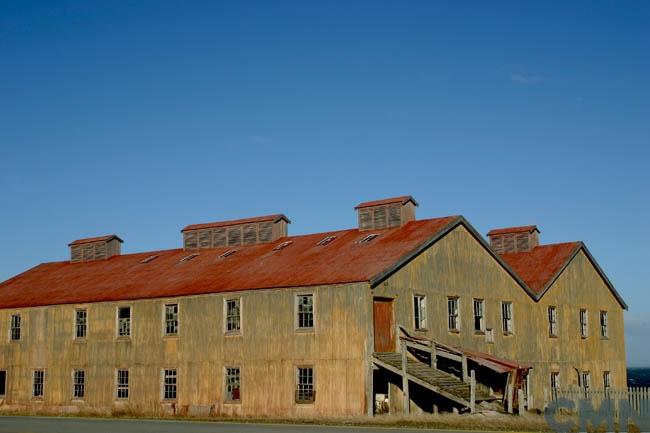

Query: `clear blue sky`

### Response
(1, 1, 648, 365)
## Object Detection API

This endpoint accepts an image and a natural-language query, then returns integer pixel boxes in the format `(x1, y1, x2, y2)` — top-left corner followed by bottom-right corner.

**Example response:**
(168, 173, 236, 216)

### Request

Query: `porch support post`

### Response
(401, 340, 410, 415)
(470, 369, 476, 413)
(461, 354, 469, 382)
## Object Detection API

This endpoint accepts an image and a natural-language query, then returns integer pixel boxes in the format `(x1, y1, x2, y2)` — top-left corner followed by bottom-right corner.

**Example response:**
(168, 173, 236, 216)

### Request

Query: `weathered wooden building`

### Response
(0, 196, 627, 417)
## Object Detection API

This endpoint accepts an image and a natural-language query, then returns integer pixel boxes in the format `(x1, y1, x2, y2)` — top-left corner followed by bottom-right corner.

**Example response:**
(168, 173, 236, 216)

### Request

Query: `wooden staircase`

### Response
(373, 352, 494, 412)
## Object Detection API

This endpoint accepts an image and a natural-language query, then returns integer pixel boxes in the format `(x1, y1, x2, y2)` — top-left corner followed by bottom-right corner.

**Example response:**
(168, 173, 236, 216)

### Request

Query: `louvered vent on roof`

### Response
(355, 196, 417, 231)
(488, 226, 540, 254)
(69, 235, 123, 263)
(181, 215, 290, 250)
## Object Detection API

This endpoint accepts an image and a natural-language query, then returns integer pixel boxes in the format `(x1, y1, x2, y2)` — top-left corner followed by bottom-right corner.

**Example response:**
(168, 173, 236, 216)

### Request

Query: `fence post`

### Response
(400, 340, 410, 415)
(470, 370, 476, 414)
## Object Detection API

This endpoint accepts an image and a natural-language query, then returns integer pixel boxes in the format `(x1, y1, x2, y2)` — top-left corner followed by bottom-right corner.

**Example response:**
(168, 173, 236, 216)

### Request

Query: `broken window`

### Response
(296, 294, 314, 329)
(33, 370, 44, 398)
(75, 309, 87, 339)
(164, 304, 179, 336)
(501, 302, 513, 334)
(296, 367, 314, 404)
(118, 307, 131, 337)
(548, 306, 558, 337)
(225, 299, 241, 333)
(581, 371, 591, 395)
(163, 369, 177, 400)
(550, 372, 560, 400)
(447, 297, 459, 331)
(73, 370, 85, 399)
(225, 367, 241, 402)
(603, 371, 611, 393)
(580, 309, 588, 338)
(10, 314, 21, 341)
(600, 311, 608, 338)
(116, 369, 129, 399)
(413, 295, 427, 330)
(473, 299, 484, 332)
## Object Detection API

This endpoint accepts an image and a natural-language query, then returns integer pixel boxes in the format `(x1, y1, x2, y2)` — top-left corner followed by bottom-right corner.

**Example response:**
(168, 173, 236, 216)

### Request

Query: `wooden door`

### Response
(373, 298, 395, 352)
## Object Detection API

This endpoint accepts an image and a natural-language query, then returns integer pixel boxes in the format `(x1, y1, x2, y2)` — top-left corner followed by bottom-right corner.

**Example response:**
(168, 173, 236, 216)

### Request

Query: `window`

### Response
(447, 297, 459, 331)
(140, 254, 159, 264)
(73, 370, 85, 399)
(548, 306, 558, 337)
(225, 299, 241, 333)
(179, 253, 199, 262)
(116, 369, 129, 399)
(75, 309, 87, 339)
(224, 367, 241, 402)
(273, 241, 292, 251)
(600, 311, 609, 338)
(0, 370, 6, 397)
(485, 328, 495, 343)
(10, 314, 21, 341)
(413, 295, 427, 330)
(118, 307, 131, 337)
(33, 370, 44, 398)
(473, 299, 485, 332)
(603, 371, 611, 392)
(580, 309, 589, 338)
(296, 294, 314, 329)
(219, 250, 237, 258)
(164, 304, 179, 336)
(550, 372, 560, 400)
(501, 302, 513, 334)
(316, 235, 336, 246)
(296, 367, 315, 403)
(581, 371, 591, 395)
(358, 233, 379, 243)
(163, 369, 177, 400)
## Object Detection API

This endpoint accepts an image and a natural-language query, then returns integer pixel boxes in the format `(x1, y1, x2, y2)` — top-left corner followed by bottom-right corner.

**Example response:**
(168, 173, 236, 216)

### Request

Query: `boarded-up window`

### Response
(243, 225, 257, 245)
(227, 227, 242, 246)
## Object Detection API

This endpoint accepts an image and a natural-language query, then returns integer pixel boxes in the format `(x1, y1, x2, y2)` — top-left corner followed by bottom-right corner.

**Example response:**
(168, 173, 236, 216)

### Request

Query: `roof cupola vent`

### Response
(355, 195, 418, 231)
(487, 225, 540, 254)
(69, 235, 123, 263)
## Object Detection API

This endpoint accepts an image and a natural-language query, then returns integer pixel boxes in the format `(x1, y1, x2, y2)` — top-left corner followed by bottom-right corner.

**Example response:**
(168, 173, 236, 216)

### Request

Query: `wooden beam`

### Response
(461, 354, 469, 382)
(470, 369, 476, 414)
(401, 341, 410, 415)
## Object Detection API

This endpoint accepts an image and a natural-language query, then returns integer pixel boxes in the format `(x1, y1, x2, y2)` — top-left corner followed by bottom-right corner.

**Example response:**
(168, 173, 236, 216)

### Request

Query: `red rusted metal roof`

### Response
(461, 348, 532, 373)
(181, 214, 290, 232)
(68, 235, 123, 246)
(487, 225, 539, 236)
(0, 217, 458, 309)
(499, 242, 580, 294)
(354, 195, 418, 209)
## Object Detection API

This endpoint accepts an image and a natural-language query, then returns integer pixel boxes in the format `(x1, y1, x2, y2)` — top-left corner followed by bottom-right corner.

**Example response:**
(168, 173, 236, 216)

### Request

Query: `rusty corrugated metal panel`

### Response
(181, 214, 290, 232)
(499, 242, 580, 294)
(0, 217, 456, 309)
(487, 226, 539, 236)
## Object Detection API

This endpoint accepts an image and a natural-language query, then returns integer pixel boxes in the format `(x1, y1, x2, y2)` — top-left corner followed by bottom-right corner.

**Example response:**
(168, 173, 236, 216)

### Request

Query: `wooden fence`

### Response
(553, 387, 650, 419)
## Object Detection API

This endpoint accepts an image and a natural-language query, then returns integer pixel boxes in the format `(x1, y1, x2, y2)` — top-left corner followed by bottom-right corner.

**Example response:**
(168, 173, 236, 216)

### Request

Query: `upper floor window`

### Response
(600, 311, 608, 338)
(580, 309, 589, 338)
(163, 368, 177, 400)
(447, 297, 459, 331)
(413, 295, 427, 330)
(581, 371, 591, 393)
(225, 299, 241, 333)
(73, 369, 85, 399)
(296, 294, 314, 330)
(116, 369, 129, 399)
(164, 304, 179, 336)
(118, 307, 131, 337)
(548, 306, 558, 337)
(224, 367, 241, 402)
(473, 299, 485, 332)
(603, 371, 611, 392)
(75, 309, 87, 339)
(296, 366, 315, 404)
(10, 314, 21, 341)
(33, 370, 44, 398)
(501, 302, 513, 334)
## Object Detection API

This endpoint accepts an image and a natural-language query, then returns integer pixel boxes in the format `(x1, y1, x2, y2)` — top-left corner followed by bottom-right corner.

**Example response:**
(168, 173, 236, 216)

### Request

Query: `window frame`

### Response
(224, 366, 241, 403)
(603, 371, 611, 392)
(10, 314, 21, 342)
(600, 311, 609, 339)
(548, 306, 558, 337)
(116, 369, 129, 400)
(550, 372, 560, 400)
(163, 303, 179, 337)
(447, 297, 460, 332)
(117, 306, 132, 339)
(295, 366, 315, 404)
(295, 293, 315, 331)
(32, 369, 44, 399)
(224, 298, 242, 335)
(72, 369, 85, 400)
(162, 368, 178, 401)
(580, 309, 589, 338)
(413, 294, 428, 331)
(501, 301, 514, 335)
(74, 309, 87, 340)
(473, 299, 485, 333)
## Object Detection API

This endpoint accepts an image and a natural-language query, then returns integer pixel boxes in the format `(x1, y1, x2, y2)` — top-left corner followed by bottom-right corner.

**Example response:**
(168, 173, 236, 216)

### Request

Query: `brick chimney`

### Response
(487, 226, 540, 254)
(355, 196, 418, 231)
(69, 235, 123, 263)
(181, 214, 290, 250)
